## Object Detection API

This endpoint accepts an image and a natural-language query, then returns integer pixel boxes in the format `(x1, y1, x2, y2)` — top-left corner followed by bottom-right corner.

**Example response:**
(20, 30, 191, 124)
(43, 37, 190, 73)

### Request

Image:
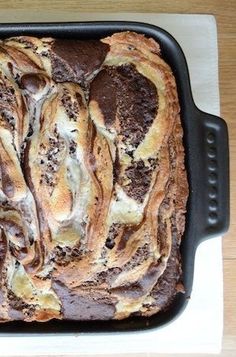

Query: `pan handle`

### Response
(186, 107, 229, 245)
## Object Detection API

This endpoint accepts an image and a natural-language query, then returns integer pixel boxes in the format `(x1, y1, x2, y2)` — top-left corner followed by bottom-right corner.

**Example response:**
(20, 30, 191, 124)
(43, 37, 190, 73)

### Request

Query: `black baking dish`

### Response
(0, 21, 229, 334)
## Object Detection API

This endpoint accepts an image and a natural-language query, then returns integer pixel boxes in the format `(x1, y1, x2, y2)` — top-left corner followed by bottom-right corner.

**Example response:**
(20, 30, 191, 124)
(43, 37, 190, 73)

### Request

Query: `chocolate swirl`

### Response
(0, 32, 188, 322)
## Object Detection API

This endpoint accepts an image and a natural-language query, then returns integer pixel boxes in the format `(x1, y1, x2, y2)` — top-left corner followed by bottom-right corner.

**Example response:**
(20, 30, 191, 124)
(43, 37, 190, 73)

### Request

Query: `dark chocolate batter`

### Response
(51, 40, 109, 83)
(90, 64, 158, 147)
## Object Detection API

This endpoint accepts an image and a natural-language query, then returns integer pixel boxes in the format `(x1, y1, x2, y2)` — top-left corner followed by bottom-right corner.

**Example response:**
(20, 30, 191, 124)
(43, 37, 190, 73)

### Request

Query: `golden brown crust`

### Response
(0, 32, 188, 322)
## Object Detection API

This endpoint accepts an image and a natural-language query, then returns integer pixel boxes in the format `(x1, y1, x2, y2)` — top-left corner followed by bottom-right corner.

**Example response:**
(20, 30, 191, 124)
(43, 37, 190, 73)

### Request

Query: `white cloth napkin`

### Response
(0, 13, 223, 355)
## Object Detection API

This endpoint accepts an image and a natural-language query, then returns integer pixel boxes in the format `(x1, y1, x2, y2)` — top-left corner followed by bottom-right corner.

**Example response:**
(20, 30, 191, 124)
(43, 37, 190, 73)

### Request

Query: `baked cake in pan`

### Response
(0, 32, 188, 322)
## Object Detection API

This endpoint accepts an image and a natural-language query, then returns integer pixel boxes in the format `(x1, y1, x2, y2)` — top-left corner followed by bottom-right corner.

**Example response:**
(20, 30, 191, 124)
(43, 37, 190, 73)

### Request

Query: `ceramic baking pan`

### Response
(0, 21, 229, 333)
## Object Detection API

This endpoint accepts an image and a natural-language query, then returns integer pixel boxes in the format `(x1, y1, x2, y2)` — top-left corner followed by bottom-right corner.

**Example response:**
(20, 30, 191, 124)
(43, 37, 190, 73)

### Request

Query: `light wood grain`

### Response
(0, 1, 235, 356)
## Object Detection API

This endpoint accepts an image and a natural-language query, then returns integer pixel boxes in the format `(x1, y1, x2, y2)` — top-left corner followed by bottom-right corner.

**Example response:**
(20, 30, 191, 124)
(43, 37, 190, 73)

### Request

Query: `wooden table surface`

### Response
(0, 1, 235, 356)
